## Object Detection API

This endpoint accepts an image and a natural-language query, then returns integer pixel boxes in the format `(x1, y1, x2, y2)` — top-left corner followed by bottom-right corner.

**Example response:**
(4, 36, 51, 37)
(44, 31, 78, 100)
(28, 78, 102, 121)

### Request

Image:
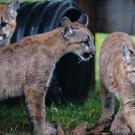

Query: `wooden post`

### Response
(96, 0, 135, 34)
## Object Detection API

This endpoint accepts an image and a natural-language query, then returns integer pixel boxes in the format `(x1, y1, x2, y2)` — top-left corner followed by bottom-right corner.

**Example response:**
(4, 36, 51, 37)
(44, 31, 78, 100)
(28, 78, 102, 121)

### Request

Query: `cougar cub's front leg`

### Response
(118, 89, 135, 133)
(111, 107, 131, 135)
(122, 102, 135, 133)
(99, 84, 114, 124)
(24, 84, 56, 135)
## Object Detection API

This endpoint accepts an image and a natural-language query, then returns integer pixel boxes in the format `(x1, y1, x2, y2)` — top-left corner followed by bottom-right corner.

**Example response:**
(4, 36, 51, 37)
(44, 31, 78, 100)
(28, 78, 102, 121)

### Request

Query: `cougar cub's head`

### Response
(0, 0, 19, 46)
(61, 14, 95, 61)
(122, 44, 135, 84)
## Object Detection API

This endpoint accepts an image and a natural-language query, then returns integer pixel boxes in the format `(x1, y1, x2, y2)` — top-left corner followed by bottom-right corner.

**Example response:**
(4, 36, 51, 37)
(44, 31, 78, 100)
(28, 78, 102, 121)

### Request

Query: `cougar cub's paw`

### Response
(89, 117, 113, 133)
(57, 125, 64, 135)
(99, 117, 113, 123)
(43, 123, 64, 135)
(44, 124, 57, 135)
(98, 117, 112, 128)
(111, 122, 131, 135)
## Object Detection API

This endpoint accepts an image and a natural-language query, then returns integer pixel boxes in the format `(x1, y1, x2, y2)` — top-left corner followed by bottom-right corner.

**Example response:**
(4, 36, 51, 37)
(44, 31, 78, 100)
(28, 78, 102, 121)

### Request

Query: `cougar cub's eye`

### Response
(84, 40, 89, 44)
(83, 39, 90, 47)
(83, 36, 90, 44)
(1, 22, 7, 27)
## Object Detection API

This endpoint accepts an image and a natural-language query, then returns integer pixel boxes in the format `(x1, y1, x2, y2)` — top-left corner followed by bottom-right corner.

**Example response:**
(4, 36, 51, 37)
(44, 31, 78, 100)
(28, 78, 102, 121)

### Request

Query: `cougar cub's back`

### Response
(0, 0, 19, 47)
(100, 32, 134, 95)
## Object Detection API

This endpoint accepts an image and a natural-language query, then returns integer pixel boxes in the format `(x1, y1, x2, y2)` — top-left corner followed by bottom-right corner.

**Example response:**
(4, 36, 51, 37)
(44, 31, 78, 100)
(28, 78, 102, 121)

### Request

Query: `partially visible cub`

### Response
(99, 32, 135, 134)
(0, 0, 19, 47)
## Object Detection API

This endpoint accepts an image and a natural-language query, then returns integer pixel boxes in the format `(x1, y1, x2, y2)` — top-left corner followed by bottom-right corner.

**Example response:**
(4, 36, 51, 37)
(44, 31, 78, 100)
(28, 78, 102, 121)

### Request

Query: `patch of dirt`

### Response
(0, 122, 112, 135)
(72, 124, 87, 135)
(72, 119, 112, 135)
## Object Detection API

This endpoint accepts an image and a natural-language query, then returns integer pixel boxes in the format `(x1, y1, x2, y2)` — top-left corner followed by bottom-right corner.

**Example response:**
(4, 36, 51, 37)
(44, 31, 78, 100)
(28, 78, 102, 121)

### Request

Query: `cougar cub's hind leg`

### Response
(111, 107, 131, 135)
(99, 84, 114, 124)
(23, 84, 57, 135)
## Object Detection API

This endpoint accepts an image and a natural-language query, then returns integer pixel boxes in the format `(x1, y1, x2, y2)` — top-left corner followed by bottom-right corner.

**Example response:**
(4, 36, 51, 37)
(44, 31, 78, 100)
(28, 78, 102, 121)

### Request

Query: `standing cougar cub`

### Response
(0, 0, 19, 47)
(99, 32, 135, 134)
(0, 14, 95, 135)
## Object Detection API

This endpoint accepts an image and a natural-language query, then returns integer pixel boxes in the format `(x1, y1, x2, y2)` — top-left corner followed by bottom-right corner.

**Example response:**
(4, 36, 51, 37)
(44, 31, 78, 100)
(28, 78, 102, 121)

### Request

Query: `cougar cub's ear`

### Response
(8, 0, 20, 19)
(61, 17, 73, 39)
(78, 14, 89, 26)
(122, 44, 133, 64)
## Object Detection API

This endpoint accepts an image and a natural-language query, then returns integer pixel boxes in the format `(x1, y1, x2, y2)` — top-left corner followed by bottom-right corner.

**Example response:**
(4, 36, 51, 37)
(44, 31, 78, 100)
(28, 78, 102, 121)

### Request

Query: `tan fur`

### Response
(99, 32, 135, 134)
(0, 17, 95, 135)
(0, 3, 17, 47)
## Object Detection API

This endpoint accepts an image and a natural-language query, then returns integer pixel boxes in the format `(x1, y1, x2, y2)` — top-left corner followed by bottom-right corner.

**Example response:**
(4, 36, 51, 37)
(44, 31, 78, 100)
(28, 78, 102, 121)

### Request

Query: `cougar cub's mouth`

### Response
(81, 50, 95, 61)
(0, 34, 6, 43)
(79, 53, 92, 61)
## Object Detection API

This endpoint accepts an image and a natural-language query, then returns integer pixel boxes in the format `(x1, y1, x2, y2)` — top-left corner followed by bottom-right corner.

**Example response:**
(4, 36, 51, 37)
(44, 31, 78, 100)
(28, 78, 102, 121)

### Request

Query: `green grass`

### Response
(46, 93, 101, 134)
(0, 92, 101, 134)
(95, 33, 107, 81)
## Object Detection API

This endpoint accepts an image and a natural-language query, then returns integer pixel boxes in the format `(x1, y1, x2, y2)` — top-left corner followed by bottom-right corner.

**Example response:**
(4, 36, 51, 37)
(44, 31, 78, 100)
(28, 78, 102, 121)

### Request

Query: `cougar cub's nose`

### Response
(84, 40, 96, 56)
